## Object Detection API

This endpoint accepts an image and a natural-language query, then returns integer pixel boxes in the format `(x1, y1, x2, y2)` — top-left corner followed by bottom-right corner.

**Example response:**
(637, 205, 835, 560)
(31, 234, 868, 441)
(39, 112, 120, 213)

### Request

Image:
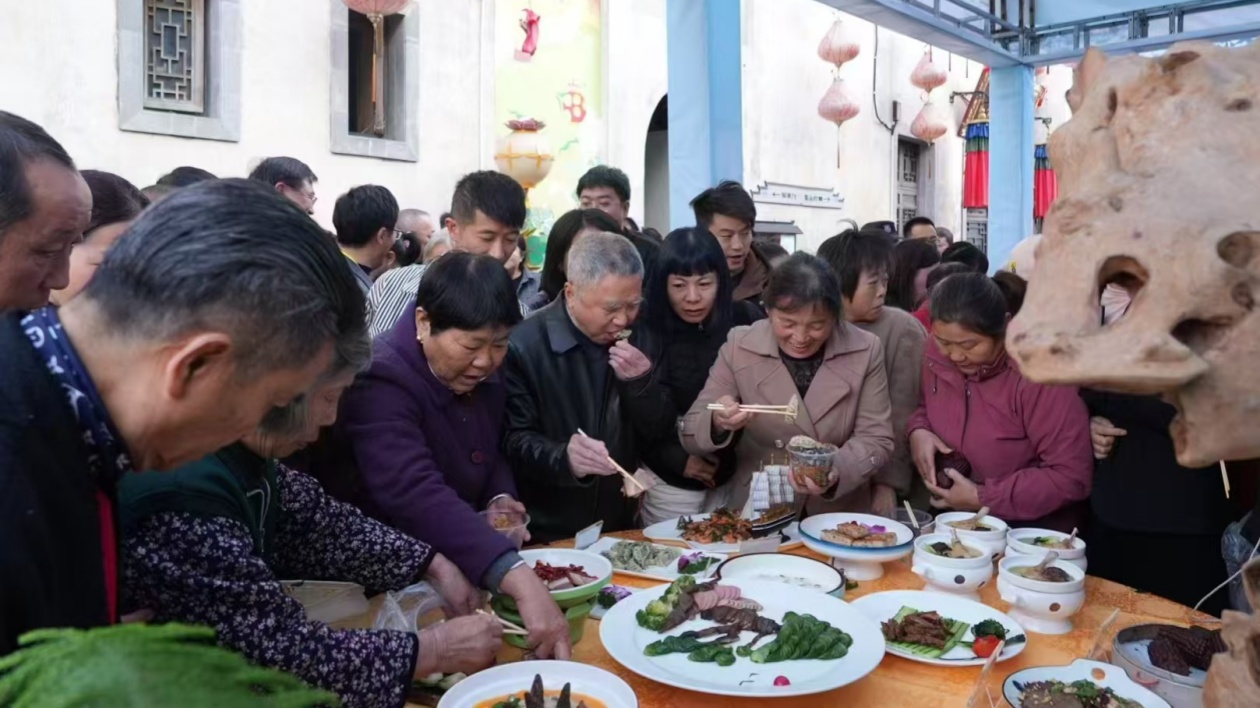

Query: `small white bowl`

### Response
(911, 533, 993, 601)
(715, 552, 845, 595)
(1005, 528, 1088, 572)
(997, 556, 1086, 635)
(934, 512, 1010, 561)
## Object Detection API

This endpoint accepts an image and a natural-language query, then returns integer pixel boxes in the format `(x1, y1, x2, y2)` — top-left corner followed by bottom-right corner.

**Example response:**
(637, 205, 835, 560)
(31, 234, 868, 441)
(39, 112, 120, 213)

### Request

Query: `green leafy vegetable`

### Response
(635, 576, 696, 631)
(644, 635, 708, 657)
(749, 612, 852, 664)
(0, 623, 338, 708)
(687, 643, 736, 666)
(971, 619, 1007, 640)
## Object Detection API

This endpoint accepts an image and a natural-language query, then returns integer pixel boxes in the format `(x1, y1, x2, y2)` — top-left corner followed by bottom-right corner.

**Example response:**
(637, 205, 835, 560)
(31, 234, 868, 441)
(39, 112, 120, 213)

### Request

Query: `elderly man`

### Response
(369, 171, 528, 338)
(396, 208, 436, 251)
(0, 178, 366, 654)
(502, 232, 647, 542)
(0, 112, 91, 311)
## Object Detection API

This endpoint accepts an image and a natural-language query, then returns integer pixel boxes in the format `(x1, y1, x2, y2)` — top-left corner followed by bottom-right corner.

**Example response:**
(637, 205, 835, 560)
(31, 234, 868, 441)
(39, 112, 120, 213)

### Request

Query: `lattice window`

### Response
(144, 0, 206, 114)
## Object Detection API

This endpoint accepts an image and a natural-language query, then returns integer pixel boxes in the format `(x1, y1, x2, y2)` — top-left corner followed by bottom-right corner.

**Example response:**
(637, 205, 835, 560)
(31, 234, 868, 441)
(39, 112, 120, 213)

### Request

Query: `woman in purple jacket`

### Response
(908, 273, 1092, 532)
(318, 252, 570, 660)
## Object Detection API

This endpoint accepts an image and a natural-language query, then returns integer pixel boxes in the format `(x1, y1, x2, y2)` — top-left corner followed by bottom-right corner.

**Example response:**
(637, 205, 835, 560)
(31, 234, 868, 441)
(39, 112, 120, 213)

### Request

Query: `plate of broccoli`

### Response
(597, 579, 885, 698)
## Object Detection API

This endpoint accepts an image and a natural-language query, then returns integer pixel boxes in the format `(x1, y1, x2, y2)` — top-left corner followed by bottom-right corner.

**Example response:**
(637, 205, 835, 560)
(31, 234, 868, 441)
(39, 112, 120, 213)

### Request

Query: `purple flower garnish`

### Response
(870, 525, 886, 533)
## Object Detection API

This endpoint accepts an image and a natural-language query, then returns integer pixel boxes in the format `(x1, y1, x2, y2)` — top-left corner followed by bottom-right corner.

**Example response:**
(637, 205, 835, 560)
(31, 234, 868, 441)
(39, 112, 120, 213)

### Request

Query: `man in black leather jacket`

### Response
(502, 232, 649, 543)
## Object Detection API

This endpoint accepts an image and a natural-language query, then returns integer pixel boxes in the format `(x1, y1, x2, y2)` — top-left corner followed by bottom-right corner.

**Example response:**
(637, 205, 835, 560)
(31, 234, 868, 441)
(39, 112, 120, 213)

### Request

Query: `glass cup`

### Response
(480, 509, 530, 550)
(892, 507, 935, 538)
(787, 442, 839, 487)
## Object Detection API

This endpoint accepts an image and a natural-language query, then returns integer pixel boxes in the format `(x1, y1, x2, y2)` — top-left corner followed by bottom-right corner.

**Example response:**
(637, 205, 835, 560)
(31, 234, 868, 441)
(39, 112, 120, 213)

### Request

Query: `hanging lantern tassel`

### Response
(910, 50, 948, 93)
(819, 77, 861, 167)
(817, 19, 861, 68)
(910, 100, 950, 144)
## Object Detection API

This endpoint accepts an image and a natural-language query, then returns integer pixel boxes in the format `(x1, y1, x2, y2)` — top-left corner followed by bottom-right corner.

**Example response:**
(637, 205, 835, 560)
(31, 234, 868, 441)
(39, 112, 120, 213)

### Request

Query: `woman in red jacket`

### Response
(908, 273, 1092, 532)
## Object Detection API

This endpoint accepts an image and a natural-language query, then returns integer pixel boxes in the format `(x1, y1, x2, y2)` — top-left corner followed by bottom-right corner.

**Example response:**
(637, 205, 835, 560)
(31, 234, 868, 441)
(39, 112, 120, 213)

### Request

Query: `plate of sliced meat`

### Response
(518, 549, 613, 609)
(850, 590, 1028, 666)
(599, 577, 885, 697)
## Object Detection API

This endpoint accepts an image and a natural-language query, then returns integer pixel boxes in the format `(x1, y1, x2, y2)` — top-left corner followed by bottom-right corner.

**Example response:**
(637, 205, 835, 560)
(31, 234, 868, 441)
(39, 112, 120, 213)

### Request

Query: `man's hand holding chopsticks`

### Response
(566, 433, 617, 478)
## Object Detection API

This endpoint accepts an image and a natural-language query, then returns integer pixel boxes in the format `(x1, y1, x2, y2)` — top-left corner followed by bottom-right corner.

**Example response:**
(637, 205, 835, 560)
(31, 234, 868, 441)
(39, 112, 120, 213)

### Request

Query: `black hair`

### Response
(248, 157, 317, 189)
(861, 221, 898, 237)
(992, 271, 1028, 316)
(902, 216, 936, 238)
(451, 170, 526, 230)
(393, 232, 422, 268)
(925, 262, 973, 293)
(690, 181, 756, 229)
(0, 111, 76, 236)
(886, 238, 941, 311)
(763, 252, 843, 320)
(645, 227, 734, 335)
(415, 251, 524, 334)
(81, 170, 149, 236)
(756, 242, 791, 267)
(332, 184, 399, 248)
(83, 178, 366, 378)
(155, 166, 216, 188)
(816, 229, 894, 300)
(438, 211, 452, 227)
(539, 208, 622, 301)
(576, 165, 631, 203)
(941, 240, 989, 273)
(929, 272, 1008, 339)
(141, 184, 176, 203)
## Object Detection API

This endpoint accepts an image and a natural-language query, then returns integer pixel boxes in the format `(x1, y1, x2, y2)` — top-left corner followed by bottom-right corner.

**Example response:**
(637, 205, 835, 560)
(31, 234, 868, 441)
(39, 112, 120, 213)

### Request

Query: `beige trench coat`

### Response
(681, 319, 895, 514)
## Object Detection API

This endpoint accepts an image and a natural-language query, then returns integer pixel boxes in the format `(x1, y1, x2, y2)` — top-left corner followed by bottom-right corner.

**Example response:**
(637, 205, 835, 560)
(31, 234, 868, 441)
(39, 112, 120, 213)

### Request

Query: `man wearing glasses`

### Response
(249, 157, 319, 215)
(332, 184, 401, 296)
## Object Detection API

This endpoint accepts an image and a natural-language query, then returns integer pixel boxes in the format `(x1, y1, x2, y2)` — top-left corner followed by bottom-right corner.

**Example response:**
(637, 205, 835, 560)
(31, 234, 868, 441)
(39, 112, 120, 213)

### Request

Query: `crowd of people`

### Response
(0, 108, 1241, 707)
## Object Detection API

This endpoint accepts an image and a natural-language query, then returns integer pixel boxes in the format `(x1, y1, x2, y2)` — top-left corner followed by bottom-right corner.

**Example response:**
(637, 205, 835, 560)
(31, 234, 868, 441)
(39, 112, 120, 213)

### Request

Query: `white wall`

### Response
(0, 0, 493, 229)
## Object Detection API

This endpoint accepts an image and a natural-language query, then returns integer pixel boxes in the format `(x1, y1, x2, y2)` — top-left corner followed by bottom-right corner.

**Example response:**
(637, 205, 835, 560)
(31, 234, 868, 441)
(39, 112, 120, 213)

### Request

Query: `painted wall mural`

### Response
(495, 0, 604, 270)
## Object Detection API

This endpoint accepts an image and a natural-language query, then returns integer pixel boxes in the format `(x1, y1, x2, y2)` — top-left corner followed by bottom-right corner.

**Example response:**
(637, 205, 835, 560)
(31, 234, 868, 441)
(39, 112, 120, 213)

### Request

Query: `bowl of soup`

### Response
(997, 556, 1086, 636)
(911, 533, 993, 601)
(1005, 528, 1087, 572)
(933, 512, 1009, 561)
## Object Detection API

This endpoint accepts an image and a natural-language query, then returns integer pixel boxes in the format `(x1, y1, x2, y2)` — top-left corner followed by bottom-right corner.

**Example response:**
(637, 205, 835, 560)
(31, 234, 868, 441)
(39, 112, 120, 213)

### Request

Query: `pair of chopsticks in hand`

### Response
(577, 428, 647, 492)
(706, 403, 793, 415)
(477, 609, 528, 636)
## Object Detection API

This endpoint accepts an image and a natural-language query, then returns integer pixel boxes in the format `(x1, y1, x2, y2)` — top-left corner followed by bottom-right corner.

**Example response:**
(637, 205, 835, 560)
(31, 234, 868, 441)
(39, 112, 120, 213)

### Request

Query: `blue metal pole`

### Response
(666, 0, 744, 229)
(986, 65, 1034, 274)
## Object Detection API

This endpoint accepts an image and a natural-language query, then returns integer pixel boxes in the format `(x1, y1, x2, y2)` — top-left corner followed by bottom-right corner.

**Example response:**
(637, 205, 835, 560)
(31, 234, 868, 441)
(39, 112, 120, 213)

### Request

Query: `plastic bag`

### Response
(1223, 515, 1258, 614)
(372, 581, 449, 633)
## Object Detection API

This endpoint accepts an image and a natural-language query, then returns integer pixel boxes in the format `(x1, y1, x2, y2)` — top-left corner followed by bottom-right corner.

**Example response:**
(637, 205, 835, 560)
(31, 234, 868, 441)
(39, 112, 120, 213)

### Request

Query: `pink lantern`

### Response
(817, 19, 860, 68)
(910, 50, 948, 93)
(342, 0, 410, 136)
(818, 77, 861, 126)
(910, 101, 950, 143)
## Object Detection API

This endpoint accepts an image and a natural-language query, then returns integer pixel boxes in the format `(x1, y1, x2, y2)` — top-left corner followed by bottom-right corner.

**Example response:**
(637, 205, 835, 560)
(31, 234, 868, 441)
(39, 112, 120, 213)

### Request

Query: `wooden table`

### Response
(384, 530, 1209, 706)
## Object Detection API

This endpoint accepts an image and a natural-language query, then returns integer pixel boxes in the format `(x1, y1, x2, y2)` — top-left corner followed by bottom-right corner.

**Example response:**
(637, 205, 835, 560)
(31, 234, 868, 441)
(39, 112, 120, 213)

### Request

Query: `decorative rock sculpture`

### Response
(1007, 41, 1260, 468)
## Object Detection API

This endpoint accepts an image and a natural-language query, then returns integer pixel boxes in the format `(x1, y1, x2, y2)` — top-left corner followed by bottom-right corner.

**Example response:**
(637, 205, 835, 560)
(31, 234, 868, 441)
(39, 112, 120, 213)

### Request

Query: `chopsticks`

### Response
(706, 403, 794, 415)
(1221, 460, 1231, 499)
(577, 428, 647, 492)
(477, 609, 528, 636)
(902, 500, 920, 530)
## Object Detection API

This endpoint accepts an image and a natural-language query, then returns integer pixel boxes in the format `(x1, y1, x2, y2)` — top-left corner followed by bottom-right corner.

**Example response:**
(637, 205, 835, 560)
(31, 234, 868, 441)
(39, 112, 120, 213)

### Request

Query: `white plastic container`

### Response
(911, 533, 993, 602)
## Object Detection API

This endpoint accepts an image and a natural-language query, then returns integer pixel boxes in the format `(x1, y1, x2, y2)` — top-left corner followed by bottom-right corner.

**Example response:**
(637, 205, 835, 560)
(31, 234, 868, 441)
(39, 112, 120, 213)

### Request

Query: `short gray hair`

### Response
(423, 231, 452, 261)
(565, 231, 643, 289)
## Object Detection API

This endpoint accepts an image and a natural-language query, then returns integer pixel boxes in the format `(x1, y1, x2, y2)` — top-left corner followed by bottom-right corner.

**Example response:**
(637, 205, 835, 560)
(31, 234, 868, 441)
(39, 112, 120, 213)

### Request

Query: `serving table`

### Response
(414, 530, 1211, 707)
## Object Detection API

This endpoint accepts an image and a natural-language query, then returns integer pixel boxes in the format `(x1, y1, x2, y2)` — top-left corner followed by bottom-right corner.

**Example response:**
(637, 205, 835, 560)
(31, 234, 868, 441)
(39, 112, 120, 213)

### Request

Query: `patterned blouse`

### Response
(122, 465, 432, 708)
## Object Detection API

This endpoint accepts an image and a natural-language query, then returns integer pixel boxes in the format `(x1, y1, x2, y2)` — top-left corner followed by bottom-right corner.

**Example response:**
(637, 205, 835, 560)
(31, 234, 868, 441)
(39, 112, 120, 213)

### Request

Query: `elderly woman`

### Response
(316, 252, 570, 660)
(531, 208, 623, 310)
(817, 229, 926, 515)
(626, 228, 763, 523)
(683, 253, 895, 512)
(120, 330, 500, 708)
(49, 170, 149, 305)
(908, 273, 1092, 532)
(1, 177, 366, 654)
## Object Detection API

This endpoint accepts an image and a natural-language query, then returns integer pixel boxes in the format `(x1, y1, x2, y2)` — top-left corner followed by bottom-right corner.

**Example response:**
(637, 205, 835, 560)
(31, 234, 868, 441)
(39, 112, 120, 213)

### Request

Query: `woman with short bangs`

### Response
(683, 253, 894, 512)
(908, 273, 1092, 532)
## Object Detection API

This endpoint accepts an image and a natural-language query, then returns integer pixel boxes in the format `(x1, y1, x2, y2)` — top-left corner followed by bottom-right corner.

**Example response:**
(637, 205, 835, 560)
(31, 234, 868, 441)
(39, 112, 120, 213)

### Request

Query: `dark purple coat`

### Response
(324, 311, 517, 587)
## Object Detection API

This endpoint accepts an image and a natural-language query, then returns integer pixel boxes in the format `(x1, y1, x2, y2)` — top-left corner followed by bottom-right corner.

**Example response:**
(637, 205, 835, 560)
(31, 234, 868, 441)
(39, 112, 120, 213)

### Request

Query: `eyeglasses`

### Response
(392, 230, 415, 242)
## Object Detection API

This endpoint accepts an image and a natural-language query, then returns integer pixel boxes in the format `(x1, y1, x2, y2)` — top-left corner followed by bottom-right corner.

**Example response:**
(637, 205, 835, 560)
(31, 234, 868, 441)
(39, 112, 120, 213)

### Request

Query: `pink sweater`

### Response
(906, 345, 1092, 530)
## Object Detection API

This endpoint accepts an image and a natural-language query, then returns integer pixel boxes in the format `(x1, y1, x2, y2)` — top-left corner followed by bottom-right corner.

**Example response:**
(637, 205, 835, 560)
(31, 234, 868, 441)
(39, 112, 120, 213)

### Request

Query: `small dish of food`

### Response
(910, 532, 992, 601)
(786, 436, 839, 488)
(1111, 623, 1226, 706)
(798, 513, 914, 580)
(1006, 528, 1088, 572)
(481, 509, 531, 550)
(997, 554, 1086, 635)
(933, 510, 1009, 560)
(1003, 658, 1171, 708)
(852, 590, 1027, 666)
(436, 662, 637, 708)
(714, 552, 846, 596)
(506, 549, 612, 609)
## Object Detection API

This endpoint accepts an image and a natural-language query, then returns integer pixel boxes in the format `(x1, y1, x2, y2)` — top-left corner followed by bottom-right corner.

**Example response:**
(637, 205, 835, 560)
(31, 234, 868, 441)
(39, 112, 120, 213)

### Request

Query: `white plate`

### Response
(586, 537, 726, 582)
(437, 660, 638, 708)
(642, 513, 804, 553)
(599, 578, 885, 698)
(1003, 658, 1173, 708)
(714, 552, 845, 595)
(849, 590, 1027, 666)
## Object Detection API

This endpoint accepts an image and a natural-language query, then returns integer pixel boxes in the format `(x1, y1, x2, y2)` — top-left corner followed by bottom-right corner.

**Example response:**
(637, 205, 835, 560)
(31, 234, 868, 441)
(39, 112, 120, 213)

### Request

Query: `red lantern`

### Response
(910, 50, 948, 93)
(817, 19, 860, 68)
(910, 101, 949, 143)
(818, 77, 860, 126)
(342, 0, 410, 136)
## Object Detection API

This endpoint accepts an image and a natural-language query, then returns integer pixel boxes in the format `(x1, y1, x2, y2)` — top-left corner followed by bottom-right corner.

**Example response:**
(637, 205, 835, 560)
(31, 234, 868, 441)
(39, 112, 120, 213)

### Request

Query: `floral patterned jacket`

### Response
(121, 453, 432, 708)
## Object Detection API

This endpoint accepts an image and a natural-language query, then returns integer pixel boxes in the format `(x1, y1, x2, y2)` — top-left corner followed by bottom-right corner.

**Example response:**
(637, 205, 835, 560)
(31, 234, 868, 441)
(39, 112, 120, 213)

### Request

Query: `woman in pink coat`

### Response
(908, 273, 1092, 532)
